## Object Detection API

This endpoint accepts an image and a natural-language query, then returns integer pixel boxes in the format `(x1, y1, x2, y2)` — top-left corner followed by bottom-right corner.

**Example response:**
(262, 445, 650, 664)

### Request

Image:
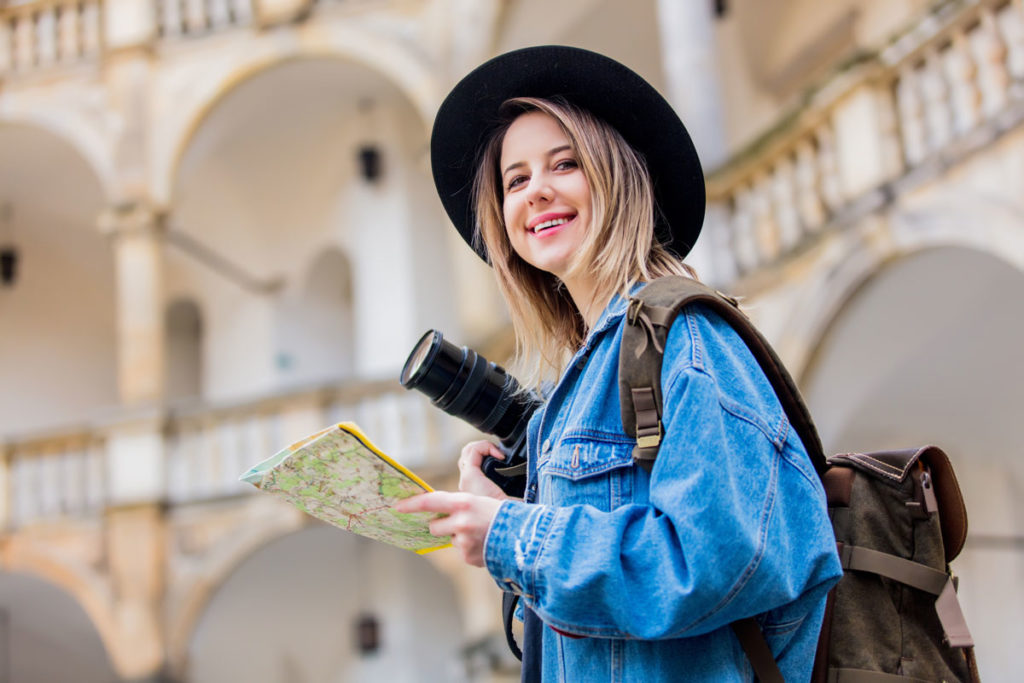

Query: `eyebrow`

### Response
(502, 145, 573, 177)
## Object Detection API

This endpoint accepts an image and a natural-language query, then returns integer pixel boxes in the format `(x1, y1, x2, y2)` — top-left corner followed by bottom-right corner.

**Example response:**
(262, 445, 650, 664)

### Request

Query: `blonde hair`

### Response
(472, 96, 696, 386)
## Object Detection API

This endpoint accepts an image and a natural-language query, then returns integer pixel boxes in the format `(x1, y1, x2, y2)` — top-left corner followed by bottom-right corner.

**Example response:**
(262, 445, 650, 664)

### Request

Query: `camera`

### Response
(400, 330, 542, 497)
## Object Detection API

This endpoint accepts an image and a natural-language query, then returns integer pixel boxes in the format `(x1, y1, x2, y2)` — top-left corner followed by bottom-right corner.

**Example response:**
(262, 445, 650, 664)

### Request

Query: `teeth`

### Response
(532, 217, 571, 233)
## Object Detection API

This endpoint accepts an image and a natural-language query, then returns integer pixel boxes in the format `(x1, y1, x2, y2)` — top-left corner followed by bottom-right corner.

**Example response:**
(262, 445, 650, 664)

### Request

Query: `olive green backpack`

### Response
(620, 276, 980, 683)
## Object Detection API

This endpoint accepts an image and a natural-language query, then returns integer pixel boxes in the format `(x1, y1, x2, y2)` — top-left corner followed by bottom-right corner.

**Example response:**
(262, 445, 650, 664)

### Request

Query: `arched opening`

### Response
(801, 246, 1024, 679)
(185, 525, 465, 682)
(166, 298, 204, 401)
(0, 123, 115, 437)
(169, 56, 454, 399)
(274, 248, 355, 387)
(0, 571, 117, 682)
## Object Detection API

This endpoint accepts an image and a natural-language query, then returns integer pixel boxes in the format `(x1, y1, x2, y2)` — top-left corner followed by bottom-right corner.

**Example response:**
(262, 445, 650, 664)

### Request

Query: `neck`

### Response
(561, 274, 606, 330)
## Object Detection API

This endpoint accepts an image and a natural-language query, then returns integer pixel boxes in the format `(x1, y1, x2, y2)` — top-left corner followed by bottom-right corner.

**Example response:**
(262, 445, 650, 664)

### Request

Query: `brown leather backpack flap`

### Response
(830, 446, 968, 563)
(917, 445, 968, 562)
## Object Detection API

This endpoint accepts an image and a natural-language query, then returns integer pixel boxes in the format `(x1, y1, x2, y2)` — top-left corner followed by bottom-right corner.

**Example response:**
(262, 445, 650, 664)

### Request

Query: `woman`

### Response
(397, 46, 841, 682)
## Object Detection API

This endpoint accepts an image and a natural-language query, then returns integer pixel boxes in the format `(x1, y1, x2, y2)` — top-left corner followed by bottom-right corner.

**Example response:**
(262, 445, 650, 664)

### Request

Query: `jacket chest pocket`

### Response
(537, 434, 637, 510)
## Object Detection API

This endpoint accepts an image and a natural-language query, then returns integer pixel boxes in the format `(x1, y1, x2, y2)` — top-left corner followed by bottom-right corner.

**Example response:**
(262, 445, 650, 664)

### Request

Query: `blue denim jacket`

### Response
(484, 289, 842, 682)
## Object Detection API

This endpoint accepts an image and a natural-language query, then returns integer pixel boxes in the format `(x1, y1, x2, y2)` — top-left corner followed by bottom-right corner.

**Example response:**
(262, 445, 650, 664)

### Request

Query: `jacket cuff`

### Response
(484, 500, 555, 600)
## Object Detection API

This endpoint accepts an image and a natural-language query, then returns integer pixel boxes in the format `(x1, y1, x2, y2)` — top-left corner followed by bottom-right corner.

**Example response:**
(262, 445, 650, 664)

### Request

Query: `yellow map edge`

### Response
(334, 421, 452, 555)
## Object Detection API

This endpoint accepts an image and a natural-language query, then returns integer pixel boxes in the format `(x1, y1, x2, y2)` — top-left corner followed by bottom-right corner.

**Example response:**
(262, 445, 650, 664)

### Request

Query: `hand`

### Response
(394, 491, 504, 567)
(458, 440, 510, 500)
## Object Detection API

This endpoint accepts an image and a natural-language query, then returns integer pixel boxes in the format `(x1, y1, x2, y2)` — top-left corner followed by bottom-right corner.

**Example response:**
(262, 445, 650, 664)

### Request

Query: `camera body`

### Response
(400, 330, 542, 497)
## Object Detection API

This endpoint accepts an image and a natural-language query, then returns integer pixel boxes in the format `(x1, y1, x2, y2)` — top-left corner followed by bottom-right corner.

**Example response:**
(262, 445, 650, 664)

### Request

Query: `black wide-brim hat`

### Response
(430, 45, 705, 262)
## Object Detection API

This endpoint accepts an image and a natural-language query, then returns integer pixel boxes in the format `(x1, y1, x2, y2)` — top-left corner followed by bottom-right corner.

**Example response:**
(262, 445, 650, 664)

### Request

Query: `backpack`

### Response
(618, 276, 980, 682)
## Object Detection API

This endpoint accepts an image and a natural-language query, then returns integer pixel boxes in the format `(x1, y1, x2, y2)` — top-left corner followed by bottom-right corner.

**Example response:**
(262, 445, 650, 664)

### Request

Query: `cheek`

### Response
(502, 199, 521, 246)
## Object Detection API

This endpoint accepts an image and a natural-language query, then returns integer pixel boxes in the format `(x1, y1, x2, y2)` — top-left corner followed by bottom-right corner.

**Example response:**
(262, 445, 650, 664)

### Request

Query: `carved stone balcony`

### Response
(705, 0, 1024, 290)
(1, 379, 470, 528)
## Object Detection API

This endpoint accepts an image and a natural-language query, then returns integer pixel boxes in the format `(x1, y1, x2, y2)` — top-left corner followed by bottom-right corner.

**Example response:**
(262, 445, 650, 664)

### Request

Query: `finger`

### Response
(429, 515, 458, 537)
(394, 491, 465, 515)
(461, 441, 505, 467)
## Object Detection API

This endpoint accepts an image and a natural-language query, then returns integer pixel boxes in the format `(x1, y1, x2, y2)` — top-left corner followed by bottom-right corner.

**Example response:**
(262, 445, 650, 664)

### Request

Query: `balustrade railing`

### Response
(0, 0, 102, 74)
(164, 380, 467, 504)
(4, 432, 106, 527)
(0, 0, 400, 76)
(155, 0, 253, 39)
(708, 0, 1024, 284)
(1, 378, 467, 524)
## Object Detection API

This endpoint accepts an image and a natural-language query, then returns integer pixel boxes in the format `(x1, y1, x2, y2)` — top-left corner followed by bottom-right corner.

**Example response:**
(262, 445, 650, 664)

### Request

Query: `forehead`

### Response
(500, 111, 571, 164)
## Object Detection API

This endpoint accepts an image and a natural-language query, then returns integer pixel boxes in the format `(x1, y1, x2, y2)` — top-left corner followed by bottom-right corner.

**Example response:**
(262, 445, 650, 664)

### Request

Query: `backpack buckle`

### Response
(636, 421, 662, 449)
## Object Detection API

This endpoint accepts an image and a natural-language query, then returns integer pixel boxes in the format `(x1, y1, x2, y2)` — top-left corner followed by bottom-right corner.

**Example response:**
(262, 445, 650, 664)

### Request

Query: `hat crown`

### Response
(430, 45, 705, 262)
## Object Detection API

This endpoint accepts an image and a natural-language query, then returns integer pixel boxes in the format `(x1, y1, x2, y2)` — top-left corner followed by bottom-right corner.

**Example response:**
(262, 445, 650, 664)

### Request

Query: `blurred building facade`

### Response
(0, 0, 1021, 680)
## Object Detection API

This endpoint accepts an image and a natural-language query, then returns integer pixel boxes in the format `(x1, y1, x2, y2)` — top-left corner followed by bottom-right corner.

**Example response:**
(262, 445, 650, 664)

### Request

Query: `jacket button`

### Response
(542, 439, 551, 453)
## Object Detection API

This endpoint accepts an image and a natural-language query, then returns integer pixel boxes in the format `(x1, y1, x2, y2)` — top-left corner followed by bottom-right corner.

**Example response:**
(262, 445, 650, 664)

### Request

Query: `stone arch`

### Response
(797, 244, 1024, 447)
(165, 505, 308, 679)
(161, 46, 456, 390)
(153, 32, 439, 206)
(0, 113, 117, 202)
(171, 523, 465, 682)
(780, 203, 1024, 384)
(0, 541, 121, 677)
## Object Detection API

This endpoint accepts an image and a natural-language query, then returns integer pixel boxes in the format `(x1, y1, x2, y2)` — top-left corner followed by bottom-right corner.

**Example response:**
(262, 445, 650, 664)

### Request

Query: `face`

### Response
(499, 111, 592, 282)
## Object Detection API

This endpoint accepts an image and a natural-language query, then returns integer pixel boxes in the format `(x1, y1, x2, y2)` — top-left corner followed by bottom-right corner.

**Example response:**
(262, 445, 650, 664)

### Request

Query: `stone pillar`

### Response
(655, 0, 728, 168)
(448, 0, 503, 82)
(99, 203, 167, 406)
(105, 502, 167, 681)
(97, 203, 169, 680)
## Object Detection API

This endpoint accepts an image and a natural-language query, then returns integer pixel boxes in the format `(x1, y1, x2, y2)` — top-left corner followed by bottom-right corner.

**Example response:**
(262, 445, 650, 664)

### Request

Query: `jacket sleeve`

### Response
(482, 311, 841, 639)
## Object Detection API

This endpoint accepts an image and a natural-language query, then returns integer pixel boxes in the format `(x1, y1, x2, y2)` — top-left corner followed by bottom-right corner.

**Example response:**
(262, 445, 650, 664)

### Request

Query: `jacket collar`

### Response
(575, 281, 646, 357)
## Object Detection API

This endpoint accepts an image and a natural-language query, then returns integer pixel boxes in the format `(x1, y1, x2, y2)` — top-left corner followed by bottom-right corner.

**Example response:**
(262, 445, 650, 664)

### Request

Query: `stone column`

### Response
(99, 202, 167, 406)
(96, 202, 169, 682)
(447, 0, 503, 82)
(655, 0, 728, 169)
(105, 501, 168, 682)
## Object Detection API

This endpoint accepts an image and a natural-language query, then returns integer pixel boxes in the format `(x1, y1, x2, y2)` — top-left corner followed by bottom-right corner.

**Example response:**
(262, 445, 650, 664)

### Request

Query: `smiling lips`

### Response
(528, 213, 576, 234)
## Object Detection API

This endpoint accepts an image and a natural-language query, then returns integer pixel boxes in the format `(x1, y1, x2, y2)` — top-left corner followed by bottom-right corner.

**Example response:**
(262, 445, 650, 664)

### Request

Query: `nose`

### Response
(525, 171, 552, 204)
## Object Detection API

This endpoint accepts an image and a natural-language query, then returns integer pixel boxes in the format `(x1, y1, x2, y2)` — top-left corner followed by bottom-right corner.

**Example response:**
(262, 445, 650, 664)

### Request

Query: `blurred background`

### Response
(0, 0, 1022, 680)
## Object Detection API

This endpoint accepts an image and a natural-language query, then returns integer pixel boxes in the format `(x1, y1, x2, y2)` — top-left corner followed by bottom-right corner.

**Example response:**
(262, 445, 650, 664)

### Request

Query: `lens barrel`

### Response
(400, 330, 541, 497)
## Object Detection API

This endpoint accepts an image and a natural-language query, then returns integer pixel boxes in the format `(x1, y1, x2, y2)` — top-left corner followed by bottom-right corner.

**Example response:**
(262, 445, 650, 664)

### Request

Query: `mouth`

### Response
(528, 214, 576, 235)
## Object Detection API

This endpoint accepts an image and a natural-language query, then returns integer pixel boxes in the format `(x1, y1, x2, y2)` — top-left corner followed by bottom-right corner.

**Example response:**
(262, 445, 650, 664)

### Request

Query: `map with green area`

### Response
(240, 423, 450, 553)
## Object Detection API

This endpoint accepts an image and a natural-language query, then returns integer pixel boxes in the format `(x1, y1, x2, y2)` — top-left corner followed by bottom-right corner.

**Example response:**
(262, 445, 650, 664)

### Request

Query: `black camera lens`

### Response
(400, 330, 542, 497)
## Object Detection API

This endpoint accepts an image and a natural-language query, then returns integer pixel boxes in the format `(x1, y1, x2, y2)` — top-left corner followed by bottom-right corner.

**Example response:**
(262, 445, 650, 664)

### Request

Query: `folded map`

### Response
(240, 422, 450, 554)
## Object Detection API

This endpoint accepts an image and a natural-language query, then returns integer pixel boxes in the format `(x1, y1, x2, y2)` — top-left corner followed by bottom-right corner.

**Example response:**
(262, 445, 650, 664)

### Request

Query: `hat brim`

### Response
(430, 45, 705, 262)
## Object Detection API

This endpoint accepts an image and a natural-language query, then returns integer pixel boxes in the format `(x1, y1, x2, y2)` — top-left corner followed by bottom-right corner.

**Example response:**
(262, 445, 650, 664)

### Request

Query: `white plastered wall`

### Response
(0, 123, 117, 437)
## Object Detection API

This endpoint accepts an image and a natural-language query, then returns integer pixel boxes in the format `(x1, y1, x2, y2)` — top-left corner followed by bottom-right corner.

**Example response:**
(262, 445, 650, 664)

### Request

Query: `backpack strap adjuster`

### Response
(631, 386, 662, 467)
(636, 422, 662, 449)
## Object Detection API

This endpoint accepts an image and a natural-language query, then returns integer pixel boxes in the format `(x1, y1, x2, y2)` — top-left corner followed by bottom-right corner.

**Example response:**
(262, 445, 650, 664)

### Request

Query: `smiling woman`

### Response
(470, 96, 693, 378)
(499, 112, 592, 299)
(397, 45, 843, 683)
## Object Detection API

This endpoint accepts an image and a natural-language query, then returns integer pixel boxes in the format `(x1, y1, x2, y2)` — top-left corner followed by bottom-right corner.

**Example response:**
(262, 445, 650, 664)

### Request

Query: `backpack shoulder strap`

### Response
(619, 276, 827, 475)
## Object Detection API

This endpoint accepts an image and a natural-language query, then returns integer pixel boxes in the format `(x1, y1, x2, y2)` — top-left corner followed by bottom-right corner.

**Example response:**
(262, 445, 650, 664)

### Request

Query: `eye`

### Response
(506, 174, 527, 191)
(554, 158, 578, 171)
